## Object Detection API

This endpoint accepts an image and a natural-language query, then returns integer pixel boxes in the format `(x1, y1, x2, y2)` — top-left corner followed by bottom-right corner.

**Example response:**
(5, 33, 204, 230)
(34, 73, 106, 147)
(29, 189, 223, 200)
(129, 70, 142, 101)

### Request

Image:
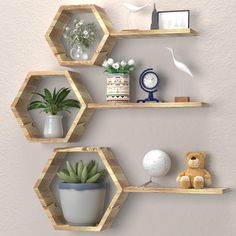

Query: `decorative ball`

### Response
(142, 150, 171, 178)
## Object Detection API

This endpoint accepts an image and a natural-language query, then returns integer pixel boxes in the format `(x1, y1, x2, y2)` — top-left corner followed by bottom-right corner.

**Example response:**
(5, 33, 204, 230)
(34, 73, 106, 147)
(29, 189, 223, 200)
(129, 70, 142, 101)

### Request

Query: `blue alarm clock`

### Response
(137, 68, 160, 103)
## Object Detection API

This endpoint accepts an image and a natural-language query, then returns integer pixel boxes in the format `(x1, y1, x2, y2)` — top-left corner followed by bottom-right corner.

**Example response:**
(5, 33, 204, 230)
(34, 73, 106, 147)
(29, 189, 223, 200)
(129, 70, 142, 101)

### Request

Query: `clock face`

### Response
(143, 73, 158, 89)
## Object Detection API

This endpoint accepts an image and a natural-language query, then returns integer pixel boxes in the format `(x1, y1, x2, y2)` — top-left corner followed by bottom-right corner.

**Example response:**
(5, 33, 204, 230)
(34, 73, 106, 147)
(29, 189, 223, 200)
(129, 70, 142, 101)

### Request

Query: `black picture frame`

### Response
(157, 10, 190, 30)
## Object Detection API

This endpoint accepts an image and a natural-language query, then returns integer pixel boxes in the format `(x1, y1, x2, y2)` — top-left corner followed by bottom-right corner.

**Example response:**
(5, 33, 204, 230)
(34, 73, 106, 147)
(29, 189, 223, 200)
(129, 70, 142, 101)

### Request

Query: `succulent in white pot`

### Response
(28, 88, 80, 138)
(102, 58, 135, 103)
(57, 160, 106, 226)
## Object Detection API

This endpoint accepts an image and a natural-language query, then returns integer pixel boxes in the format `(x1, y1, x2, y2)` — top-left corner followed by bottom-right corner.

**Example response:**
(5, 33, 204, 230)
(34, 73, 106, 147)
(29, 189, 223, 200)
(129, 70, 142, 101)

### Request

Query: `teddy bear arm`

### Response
(203, 169, 212, 186)
(176, 171, 186, 183)
(203, 169, 211, 179)
(178, 171, 186, 177)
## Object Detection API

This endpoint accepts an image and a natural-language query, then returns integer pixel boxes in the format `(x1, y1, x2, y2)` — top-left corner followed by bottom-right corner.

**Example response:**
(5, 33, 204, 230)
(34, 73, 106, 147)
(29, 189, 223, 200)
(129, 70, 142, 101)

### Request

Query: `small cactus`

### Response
(57, 160, 105, 184)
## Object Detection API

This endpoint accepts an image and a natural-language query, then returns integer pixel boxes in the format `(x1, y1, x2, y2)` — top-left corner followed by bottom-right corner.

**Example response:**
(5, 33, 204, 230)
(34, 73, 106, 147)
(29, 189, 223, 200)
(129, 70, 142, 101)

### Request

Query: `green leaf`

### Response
(87, 160, 95, 173)
(81, 166, 88, 183)
(57, 171, 77, 183)
(44, 88, 53, 103)
(56, 88, 71, 103)
(34, 92, 45, 100)
(52, 88, 57, 100)
(66, 161, 76, 174)
(27, 101, 46, 111)
(98, 170, 106, 180)
(88, 163, 98, 178)
(76, 160, 83, 182)
(60, 169, 69, 175)
(61, 99, 80, 108)
(28, 87, 80, 115)
(54, 88, 65, 100)
(43, 106, 51, 114)
(86, 170, 105, 183)
(66, 161, 78, 181)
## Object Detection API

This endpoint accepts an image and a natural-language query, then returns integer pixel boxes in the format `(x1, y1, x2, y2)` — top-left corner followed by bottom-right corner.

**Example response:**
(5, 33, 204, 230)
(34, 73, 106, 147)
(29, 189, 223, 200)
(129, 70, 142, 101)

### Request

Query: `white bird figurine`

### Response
(122, 2, 151, 12)
(166, 47, 194, 77)
(122, 2, 151, 28)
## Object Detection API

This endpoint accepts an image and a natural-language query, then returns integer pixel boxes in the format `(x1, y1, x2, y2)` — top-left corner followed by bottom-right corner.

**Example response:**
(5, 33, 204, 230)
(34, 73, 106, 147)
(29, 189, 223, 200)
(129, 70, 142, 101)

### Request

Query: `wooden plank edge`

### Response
(110, 28, 197, 37)
(123, 186, 228, 195)
(54, 224, 101, 231)
(87, 102, 208, 109)
(53, 146, 104, 153)
(28, 138, 67, 143)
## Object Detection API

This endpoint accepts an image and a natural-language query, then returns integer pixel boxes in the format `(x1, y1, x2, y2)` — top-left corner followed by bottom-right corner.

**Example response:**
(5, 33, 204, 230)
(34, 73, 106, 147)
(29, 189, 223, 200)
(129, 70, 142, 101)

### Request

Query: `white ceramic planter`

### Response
(43, 115, 63, 138)
(59, 182, 106, 226)
(106, 73, 130, 103)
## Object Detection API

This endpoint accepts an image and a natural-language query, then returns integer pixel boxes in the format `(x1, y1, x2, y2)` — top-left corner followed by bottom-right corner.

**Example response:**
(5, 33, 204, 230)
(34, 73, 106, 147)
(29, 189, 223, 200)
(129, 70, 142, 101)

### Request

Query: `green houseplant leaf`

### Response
(86, 170, 105, 183)
(76, 160, 84, 182)
(57, 160, 106, 184)
(81, 166, 88, 183)
(27, 87, 80, 115)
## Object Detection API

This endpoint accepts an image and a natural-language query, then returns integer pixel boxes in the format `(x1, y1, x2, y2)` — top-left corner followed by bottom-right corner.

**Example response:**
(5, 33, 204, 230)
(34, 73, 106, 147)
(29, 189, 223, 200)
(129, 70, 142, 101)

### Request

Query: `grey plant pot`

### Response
(44, 115, 63, 138)
(59, 182, 106, 226)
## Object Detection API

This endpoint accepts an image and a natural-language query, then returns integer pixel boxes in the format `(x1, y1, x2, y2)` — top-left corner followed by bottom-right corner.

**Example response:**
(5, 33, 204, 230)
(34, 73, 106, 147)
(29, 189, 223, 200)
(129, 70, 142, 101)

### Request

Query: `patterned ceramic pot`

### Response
(106, 73, 130, 103)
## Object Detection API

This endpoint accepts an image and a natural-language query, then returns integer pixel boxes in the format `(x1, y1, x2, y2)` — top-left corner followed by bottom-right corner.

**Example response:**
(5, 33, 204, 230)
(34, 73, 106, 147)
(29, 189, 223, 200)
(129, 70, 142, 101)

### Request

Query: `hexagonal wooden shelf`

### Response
(11, 71, 94, 143)
(46, 4, 117, 66)
(34, 147, 129, 231)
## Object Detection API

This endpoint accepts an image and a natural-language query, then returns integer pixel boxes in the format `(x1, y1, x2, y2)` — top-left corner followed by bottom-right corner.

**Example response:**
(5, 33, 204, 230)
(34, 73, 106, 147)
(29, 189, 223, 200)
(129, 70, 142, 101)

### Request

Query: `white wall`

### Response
(1, 0, 236, 235)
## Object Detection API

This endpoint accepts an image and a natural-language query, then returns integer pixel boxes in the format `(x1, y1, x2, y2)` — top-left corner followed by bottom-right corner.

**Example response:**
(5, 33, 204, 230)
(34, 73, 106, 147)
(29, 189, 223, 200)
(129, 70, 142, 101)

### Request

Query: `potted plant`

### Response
(102, 58, 135, 103)
(28, 87, 80, 138)
(57, 160, 106, 226)
(63, 18, 97, 60)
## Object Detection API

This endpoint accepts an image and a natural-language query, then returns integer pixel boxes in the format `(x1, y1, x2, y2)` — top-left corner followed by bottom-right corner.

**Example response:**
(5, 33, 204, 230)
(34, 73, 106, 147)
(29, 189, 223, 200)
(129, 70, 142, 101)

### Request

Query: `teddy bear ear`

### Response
(185, 152, 192, 158)
(198, 152, 206, 159)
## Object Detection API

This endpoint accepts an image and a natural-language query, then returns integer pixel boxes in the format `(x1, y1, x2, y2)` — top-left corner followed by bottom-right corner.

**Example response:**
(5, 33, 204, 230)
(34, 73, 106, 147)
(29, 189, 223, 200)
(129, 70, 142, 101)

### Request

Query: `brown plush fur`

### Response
(176, 152, 212, 189)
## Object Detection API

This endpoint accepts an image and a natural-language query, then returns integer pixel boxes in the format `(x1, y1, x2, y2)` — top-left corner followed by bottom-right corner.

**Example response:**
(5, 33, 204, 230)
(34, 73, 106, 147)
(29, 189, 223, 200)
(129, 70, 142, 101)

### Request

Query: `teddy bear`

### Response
(176, 152, 212, 189)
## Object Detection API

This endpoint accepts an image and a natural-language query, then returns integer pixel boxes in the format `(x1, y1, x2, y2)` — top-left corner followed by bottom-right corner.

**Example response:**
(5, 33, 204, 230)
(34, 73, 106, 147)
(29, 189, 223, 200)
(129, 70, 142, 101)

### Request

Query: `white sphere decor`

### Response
(142, 150, 171, 178)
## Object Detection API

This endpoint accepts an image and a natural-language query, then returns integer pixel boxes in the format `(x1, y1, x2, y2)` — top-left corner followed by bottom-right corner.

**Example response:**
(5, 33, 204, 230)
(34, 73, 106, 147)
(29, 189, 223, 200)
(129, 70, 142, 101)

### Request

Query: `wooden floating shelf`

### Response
(88, 102, 208, 109)
(124, 186, 228, 195)
(110, 28, 197, 38)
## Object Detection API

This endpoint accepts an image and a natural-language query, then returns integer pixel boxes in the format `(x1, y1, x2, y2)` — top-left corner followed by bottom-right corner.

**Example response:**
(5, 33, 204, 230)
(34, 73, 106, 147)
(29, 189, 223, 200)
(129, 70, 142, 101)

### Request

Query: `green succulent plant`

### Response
(57, 160, 106, 184)
(27, 87, 80, 115)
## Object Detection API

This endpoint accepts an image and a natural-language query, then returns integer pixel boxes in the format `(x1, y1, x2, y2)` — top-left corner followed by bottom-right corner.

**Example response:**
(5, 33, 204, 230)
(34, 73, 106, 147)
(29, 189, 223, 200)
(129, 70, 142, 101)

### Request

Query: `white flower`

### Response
(102, 60, 108, 67)
(112, 63, 120, 69)
(83, 30, 88, 35)
(107, 58, 114, 65)
(65, 26, 70, 31)
(120, 60, 127, 67)
(75, 23, 80, 29)
(128, 59, 135, 65)
(79, 20, 84, 25)
(73, 19, 78, 24)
